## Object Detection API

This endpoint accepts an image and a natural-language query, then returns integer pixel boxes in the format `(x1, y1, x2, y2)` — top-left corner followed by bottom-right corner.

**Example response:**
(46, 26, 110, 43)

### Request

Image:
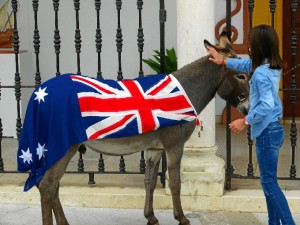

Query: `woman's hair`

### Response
(248, 24, 284, 71)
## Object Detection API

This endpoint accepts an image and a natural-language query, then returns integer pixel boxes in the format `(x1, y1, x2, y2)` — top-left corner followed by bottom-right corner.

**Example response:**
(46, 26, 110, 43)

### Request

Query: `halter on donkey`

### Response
(18, 33, 249, 225)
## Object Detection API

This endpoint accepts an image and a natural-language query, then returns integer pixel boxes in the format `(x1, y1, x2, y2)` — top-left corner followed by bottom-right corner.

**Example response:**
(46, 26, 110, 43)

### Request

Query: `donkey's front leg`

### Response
(165, 147, 190, 225)
(144, 150, 163, 225)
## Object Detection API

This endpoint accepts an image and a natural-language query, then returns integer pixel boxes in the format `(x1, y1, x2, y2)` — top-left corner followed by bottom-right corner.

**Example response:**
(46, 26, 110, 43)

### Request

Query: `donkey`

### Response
(18, 33, 249, 225)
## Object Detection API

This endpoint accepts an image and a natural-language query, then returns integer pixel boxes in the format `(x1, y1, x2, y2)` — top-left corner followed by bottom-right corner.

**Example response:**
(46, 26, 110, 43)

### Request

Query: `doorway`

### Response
(282, 2, 300, 118)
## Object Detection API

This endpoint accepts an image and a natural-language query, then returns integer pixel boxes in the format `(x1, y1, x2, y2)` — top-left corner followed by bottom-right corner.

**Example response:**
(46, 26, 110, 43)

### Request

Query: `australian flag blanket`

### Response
(17, 73, 198, 191)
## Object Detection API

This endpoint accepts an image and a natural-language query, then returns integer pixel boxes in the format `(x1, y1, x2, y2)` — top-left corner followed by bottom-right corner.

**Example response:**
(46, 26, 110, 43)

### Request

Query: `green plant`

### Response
(142, 48, 177, 75)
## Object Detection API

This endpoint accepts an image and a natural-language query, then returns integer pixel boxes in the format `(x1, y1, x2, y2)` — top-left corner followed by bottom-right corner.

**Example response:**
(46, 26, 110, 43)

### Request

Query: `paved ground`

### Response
(0, 204, 271, 225)
(1, 203, 300, 225)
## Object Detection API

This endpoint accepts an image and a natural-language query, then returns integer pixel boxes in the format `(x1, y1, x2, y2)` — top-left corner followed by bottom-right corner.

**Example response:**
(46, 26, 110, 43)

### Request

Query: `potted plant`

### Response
(142, 48, 177, 75)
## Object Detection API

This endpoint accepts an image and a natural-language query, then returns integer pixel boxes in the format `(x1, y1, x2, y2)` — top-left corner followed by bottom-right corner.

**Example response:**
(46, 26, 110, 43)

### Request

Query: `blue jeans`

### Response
(256, 121, 295, 225)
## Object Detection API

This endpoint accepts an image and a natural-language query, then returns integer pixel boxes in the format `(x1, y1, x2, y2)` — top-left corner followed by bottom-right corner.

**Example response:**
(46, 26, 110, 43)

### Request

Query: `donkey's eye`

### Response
(236, 75, 246, 80)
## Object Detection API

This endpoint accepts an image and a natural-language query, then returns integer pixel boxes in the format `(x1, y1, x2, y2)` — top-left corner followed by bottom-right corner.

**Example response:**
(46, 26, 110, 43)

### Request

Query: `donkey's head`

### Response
(204, 32, 249, 115)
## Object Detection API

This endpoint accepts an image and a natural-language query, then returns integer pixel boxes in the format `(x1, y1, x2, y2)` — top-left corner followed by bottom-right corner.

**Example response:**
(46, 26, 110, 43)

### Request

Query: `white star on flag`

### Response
(19, 148, 33, 164)
(36, 142, 48, 160)
(34, 87, 48, 103)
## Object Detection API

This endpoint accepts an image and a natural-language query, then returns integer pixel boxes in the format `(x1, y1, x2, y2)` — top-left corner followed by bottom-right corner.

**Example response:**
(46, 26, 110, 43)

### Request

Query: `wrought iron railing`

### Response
(0, 0, 167, 187)
(225, 0, 299, 190)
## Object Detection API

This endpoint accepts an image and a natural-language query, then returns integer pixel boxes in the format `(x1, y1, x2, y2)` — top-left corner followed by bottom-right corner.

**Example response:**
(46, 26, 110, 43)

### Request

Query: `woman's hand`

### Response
(206, 47, 226, 65)
(229, 118, 248, 133)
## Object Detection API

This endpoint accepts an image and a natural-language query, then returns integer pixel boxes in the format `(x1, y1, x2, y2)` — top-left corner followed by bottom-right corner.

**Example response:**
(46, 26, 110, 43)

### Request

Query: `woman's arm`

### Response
(226, 58, 252, 73)
(207, 47, 252, 73)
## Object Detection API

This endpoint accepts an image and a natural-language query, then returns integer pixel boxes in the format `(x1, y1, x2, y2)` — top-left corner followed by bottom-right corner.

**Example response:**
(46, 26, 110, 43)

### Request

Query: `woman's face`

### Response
(248, 47, 251, 57)
(247, 36, 252, 56)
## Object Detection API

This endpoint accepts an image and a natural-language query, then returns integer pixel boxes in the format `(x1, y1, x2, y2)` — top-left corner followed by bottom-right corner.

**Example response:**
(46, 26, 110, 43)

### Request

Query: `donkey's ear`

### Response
(204, 39, 214, 50)
(204, 34, 237, 58)
(218, 31, 232, 49)
(204, 39, 231, 53)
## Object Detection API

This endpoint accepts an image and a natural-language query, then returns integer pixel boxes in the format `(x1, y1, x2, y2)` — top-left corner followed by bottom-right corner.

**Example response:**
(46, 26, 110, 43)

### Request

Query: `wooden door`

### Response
(282, 2, 300, 118)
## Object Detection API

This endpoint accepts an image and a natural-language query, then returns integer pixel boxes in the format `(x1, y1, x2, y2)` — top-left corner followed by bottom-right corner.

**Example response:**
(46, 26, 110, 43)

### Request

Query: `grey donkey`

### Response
(35, 33, 249, 225)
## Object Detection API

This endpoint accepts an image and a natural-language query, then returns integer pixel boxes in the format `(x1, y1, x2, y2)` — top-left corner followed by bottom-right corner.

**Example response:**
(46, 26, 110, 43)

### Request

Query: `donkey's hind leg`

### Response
(165, 146, 190, 225)
(52, 183, 68, 225)
(144, 149, 163, 225)
(38, 145, 78, 225)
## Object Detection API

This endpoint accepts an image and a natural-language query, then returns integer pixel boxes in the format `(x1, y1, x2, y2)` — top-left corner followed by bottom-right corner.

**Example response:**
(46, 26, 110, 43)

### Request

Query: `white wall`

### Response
(0, 51, 34, 137)
(0, 54, 17, 137)
(18, 0, 177, 81)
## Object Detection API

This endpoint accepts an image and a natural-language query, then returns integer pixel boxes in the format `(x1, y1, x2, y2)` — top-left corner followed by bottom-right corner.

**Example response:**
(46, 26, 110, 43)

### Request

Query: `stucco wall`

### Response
(17, 0, 177, 80)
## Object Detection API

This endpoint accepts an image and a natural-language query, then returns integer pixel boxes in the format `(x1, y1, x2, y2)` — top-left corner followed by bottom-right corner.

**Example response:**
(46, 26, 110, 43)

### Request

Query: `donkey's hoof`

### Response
(147, 222, 160, 225)
(178, 218, 190, 225)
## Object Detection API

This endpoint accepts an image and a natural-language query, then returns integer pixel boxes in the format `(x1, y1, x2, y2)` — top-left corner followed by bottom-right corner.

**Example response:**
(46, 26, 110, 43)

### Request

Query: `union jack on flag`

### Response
(17, 73, 198, 191)
(70, 74, 198, 139)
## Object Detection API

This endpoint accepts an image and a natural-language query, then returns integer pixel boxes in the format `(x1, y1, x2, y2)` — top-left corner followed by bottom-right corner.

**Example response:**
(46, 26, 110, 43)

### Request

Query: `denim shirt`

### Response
(226, 58, 282, 140)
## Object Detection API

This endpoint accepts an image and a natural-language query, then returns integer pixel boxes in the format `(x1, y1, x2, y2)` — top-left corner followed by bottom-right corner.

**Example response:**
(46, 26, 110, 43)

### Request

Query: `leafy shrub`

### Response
(142, 48, 177, 75)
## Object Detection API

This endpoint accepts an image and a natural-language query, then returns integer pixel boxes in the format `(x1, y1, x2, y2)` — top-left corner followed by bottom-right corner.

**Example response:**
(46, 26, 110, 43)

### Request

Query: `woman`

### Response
(207, 24, 295, 225)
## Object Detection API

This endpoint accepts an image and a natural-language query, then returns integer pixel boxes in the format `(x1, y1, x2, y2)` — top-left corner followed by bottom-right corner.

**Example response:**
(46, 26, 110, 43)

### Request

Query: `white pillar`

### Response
(166, 0, 225, 197)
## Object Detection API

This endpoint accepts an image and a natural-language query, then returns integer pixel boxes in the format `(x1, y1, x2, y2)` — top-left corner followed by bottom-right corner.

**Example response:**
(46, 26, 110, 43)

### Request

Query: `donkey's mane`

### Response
(174, 56, 210, 76)
(172, 55, 223, 113)
(173, 55, 221, 86)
